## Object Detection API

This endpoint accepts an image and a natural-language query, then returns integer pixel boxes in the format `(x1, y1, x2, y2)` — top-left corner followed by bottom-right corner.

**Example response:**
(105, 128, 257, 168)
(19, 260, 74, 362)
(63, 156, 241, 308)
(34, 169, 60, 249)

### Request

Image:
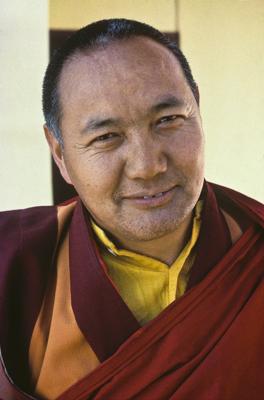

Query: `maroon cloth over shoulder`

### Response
(0, 182, 264, 399)
(56, 183, 264, 400)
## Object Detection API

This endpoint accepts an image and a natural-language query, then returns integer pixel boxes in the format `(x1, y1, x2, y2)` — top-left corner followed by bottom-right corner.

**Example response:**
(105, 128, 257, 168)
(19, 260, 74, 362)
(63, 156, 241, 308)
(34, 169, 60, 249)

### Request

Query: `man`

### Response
(0, 18, 264, 400)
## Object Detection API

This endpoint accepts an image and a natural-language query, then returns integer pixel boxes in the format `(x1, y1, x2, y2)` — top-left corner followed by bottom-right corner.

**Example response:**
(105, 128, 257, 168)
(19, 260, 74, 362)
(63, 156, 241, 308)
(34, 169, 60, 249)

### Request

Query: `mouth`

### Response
(124, 186, 177, 208)
(142, 191, 166, 199)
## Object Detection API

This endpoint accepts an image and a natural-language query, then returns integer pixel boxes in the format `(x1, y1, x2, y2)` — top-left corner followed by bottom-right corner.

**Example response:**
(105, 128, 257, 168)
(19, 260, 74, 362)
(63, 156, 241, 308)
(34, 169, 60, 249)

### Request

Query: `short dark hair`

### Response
(42, 18, 199, 144)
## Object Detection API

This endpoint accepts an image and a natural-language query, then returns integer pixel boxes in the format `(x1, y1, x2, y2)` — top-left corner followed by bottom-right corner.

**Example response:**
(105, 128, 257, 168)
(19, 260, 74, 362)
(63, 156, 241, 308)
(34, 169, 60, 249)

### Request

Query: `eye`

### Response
(157, 115, 185, 125)
(94, 132, 118, 142)
(90, 132, 122, 149)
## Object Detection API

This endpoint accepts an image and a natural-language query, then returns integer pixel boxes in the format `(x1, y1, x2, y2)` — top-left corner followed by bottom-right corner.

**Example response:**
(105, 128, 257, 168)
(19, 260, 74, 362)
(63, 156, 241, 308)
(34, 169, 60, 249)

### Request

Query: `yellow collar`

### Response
(91, 201, 203, 269)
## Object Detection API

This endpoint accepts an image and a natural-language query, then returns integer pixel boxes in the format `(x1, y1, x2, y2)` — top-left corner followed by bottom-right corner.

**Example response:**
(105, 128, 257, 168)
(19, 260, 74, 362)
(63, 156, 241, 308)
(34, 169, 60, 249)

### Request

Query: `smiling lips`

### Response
(142, 191, 165, 199)
(124, 186, 177, 208)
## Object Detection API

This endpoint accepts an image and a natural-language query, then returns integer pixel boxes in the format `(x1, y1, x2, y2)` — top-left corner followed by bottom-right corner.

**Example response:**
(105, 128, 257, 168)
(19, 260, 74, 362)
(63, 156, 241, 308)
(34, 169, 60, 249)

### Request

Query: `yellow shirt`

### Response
(92, 201, 202, 326)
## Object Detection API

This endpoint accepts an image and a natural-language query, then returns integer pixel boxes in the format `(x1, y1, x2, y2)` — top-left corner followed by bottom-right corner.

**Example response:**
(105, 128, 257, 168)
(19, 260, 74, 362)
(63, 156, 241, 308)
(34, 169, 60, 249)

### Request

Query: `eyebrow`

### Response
(150, 95, 186, 113)
(81, 117, 122, 134)
(81, 95, 186, 134)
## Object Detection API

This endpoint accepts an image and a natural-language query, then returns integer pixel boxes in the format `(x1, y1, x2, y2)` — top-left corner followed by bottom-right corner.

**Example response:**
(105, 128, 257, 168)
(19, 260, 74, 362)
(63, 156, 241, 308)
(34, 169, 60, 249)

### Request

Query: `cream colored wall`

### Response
(49, 0, 264, 202)
(0, 0, 51, 211)
(49, 0, 176, 31)
(180, 0, 264, 201)
(1, 1, 262, 211)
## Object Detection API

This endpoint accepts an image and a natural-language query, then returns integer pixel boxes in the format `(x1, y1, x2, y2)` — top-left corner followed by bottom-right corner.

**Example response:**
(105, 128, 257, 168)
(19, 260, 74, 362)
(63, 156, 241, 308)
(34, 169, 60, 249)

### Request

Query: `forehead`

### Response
(58, 37, 192, 116)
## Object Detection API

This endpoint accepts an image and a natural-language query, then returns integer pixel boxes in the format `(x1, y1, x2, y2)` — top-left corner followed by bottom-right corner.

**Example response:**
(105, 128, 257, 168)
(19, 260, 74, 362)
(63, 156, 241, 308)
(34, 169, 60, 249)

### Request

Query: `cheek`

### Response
(169, 133, 204, 168)
(65, 152, 121, 197)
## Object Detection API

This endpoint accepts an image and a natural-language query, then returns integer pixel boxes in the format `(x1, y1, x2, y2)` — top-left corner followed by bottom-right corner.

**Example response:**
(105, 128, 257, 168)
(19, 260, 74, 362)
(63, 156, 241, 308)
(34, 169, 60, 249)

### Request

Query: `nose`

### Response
(124, 136, 168, 180)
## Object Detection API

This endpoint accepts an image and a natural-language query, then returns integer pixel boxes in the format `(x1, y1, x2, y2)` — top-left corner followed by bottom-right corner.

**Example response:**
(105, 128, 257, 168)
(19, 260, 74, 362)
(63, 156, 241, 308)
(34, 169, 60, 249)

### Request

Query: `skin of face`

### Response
(45, 37, 205, 262)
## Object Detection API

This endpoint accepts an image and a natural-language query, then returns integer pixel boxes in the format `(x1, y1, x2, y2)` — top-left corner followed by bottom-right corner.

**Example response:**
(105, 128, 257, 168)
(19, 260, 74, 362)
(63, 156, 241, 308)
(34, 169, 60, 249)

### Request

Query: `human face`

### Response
(56, 37, 205, 243)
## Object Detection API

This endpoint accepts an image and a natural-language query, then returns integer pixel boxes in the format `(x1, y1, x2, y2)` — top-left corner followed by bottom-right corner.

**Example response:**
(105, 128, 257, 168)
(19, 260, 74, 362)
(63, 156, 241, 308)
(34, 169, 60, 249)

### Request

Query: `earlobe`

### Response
(43, 124, 73, 185)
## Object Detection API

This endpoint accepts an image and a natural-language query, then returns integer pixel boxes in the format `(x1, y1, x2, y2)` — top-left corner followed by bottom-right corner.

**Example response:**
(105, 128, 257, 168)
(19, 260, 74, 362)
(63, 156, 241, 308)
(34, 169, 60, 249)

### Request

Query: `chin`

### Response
(116, 209, 191, 242)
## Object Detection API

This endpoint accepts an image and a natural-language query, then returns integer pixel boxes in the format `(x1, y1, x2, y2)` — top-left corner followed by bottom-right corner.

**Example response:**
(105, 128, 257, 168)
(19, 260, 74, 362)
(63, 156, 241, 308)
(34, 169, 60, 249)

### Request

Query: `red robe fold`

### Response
(0, 182, 264, 400)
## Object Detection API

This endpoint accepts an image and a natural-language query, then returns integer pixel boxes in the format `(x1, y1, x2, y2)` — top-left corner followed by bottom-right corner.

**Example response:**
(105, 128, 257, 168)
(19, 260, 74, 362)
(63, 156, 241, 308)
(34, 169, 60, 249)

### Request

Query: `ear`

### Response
(44, 125, 73, 185)
(194, 85, 200, 106)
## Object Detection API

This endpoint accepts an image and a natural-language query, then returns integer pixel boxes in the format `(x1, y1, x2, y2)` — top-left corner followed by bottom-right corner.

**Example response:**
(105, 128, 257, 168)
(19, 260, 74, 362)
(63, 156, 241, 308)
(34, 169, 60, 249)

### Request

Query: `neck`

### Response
(116, 213, 193, 266)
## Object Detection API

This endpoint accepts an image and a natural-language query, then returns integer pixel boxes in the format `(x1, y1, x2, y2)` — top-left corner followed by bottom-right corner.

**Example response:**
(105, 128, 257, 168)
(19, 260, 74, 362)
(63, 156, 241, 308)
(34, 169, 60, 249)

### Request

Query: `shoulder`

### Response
(0, 197, 78, 257)
(211, 182, 263, 208)
(0, 205, 57, 236)
(0, 206, 59, 268)
(0, 196, 79, 231)
(208, 181, 264, 229)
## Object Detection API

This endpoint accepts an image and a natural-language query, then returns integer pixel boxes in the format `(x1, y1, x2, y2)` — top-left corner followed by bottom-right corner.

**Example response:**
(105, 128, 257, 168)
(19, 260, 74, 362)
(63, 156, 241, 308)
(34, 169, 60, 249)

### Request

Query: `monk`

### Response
(0, 19, 264, 400)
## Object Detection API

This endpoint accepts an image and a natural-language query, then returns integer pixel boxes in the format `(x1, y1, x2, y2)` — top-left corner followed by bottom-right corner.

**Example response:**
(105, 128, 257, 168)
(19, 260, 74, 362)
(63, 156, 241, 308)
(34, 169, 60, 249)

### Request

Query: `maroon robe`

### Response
(0, 182, 264, 399)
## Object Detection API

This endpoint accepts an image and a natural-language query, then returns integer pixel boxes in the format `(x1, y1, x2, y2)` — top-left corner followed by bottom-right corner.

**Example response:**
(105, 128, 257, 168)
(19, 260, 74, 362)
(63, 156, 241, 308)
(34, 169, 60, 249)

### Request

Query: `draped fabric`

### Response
(0, 182, 264, 400)
(91, 201, 202, 326)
